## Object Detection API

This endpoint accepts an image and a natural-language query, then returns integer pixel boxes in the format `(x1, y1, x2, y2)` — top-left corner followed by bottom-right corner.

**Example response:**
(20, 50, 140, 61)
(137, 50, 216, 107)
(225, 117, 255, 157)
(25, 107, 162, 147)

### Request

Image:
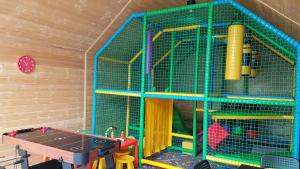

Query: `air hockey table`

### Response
(2, 127, 121, 169)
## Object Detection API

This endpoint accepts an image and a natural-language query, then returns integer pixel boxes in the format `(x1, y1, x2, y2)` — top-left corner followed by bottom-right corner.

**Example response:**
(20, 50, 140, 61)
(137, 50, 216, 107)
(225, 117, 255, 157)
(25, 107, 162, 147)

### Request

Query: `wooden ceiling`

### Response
(1, 0, 297, 56)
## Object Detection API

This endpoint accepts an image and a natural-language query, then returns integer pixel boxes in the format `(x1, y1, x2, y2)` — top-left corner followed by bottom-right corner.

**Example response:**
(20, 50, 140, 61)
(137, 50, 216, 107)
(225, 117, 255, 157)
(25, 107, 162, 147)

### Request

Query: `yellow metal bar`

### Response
(153, 41, 182, 68)
(252, 35, 294, 65)
(95, 90, 140, 97)
(153, 31, 163, 41)
(141, 159, 184, 169)
(172, 133, 193, 139)
(163, 25, 200, 33)
(211, 115, 294, 120)
(100, 56, 129, 64)
(196, 108, 217, 113)
(226, 96, 294, 102)
(125, 64, 131, 137)
(129, 31, 163, 64)
(145, 92, 204, 97)
(130, 51, 142, 64)
(206, 155, 261, 168)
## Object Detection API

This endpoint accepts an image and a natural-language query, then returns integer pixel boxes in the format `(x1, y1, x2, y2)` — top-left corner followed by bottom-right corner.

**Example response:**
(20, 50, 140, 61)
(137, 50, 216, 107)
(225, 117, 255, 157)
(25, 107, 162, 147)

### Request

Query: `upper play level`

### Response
(94, 0, 299, 104)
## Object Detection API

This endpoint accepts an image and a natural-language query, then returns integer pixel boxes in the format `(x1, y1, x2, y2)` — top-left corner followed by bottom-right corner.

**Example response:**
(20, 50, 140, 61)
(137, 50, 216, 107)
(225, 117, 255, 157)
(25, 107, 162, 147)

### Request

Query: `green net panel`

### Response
(210, 4, 295, 98)
(94, 94, 141, 139)
(97, 17, 143, 91)
(207, 102, 294, 164)
(146, 6, 208, 94)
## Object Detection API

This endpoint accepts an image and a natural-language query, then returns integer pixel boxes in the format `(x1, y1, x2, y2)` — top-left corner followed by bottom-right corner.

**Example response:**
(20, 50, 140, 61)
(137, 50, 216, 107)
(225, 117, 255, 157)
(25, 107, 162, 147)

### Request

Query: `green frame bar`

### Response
(208, 97, 295, 106)
(146, 2, 210, 16)
(192, 27, 201, 157)
(129, 125, 140, 131)
(169, 32, 175, 91)
(203, 4, 213, 160)
(213, 154, 261, 166)
(168, 146, 193, 153)
(138, 15, 148, 166)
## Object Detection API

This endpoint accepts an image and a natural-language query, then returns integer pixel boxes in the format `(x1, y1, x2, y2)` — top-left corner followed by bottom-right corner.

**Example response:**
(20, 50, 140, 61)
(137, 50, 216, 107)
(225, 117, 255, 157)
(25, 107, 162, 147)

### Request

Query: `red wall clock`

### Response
(17, 55, 36, 73)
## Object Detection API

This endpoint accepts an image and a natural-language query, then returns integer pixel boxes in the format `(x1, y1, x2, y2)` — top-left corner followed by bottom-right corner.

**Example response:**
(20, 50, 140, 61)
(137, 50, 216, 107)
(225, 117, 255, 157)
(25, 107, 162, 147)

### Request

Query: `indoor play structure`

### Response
(91, 0, 300, 168)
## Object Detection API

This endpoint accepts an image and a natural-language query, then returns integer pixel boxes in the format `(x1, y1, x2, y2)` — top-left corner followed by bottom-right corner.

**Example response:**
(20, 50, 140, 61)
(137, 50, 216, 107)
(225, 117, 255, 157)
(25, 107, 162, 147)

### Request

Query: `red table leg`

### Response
(134, 142, 138, 167)
(87, 162, 93, 169)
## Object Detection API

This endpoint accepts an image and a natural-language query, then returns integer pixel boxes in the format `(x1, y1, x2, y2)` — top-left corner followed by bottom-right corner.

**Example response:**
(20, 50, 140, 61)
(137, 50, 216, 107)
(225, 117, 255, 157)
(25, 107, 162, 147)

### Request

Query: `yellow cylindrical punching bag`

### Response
(250, 51, 258, 78)
(225, 24, 245, 80)
(241, 44, 251, 76)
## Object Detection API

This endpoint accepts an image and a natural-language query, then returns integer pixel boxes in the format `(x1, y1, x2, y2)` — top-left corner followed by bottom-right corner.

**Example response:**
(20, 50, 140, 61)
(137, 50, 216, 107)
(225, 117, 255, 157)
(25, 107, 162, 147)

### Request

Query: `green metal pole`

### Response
(208, 97, 295, 106)
(203, 3, 213, 160)
(169, 32, 175, 92)
(192, 27, 201, 157)
(194, 28, 201, 93)
(138, 15, 147, 166)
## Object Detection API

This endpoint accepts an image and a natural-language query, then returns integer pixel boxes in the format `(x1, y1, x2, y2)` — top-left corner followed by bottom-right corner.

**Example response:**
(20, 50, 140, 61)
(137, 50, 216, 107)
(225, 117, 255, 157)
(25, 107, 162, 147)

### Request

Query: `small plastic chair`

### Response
(193, 160, 211, 169)
(92, 157, 106, 169)
(261, 155, 299, 169)
(115, 155, 134, 169)
(114, 150, 130, 158)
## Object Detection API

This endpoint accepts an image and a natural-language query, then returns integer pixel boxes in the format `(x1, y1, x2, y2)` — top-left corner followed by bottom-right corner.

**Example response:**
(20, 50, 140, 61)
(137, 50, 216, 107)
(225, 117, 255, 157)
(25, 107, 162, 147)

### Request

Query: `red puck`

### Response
(41, 127, 48, 134)
(9, 130, 17, 137)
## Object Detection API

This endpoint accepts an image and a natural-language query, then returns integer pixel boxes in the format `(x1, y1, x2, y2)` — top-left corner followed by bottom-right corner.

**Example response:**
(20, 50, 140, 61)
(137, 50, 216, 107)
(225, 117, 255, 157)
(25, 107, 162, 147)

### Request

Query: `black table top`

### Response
(8, 128, 117, 153)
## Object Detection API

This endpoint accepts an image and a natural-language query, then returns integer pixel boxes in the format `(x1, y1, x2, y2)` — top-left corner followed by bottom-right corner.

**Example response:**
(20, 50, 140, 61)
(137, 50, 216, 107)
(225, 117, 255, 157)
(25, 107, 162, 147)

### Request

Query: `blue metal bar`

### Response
(201, 22, 228, 28)
(91, 12, 144, 134)
(91, 55, 98, 134)
(293, 47, 300, 159)
(212, 0, 234, 5)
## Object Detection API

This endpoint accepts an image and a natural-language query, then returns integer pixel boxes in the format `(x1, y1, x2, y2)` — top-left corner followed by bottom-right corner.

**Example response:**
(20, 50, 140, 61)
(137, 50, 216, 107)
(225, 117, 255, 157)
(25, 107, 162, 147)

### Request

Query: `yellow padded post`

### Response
(225, 24, 245, 80)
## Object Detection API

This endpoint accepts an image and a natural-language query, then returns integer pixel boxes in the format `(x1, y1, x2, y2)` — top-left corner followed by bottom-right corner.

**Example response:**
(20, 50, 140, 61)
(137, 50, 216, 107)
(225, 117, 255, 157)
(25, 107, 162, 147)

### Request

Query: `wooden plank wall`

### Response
(0, 0, 129, 159)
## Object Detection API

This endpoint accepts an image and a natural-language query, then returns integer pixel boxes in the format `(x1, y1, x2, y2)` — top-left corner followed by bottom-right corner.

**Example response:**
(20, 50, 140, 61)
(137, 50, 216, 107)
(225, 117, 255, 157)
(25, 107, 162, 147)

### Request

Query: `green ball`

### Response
(232, 126, 244, 135)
